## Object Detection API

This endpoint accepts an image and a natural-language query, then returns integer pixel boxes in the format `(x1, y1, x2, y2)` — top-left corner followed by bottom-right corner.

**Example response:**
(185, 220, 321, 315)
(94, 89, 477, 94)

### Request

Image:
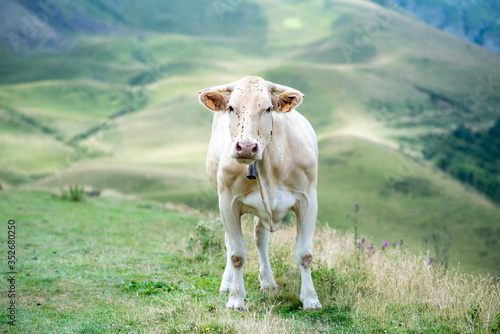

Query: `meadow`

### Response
(0, 190, 499, 333)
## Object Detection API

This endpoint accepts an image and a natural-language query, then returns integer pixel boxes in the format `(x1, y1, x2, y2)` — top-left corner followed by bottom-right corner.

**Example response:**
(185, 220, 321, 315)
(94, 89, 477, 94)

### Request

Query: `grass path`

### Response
(318, 129, 400, 151)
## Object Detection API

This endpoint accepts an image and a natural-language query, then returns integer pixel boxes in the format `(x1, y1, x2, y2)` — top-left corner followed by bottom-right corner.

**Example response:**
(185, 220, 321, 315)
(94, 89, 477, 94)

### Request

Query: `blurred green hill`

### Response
(0, 0, 499, 273)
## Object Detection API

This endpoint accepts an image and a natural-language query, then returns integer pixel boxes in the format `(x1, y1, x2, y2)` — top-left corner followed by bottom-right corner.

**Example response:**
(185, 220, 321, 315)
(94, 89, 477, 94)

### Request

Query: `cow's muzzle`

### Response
(232, 140, 262, 164)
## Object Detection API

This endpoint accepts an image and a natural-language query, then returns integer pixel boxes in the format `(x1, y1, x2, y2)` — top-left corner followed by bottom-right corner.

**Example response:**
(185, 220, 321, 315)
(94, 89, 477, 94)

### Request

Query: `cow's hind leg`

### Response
(254, 217, 277, 291)
(219, 233, 233, 294)
(294, 189, 322, 310)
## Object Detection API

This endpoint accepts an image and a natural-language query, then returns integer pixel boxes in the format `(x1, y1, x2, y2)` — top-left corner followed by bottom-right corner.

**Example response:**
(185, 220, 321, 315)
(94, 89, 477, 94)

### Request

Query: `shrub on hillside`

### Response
(424, 119, 500, 203)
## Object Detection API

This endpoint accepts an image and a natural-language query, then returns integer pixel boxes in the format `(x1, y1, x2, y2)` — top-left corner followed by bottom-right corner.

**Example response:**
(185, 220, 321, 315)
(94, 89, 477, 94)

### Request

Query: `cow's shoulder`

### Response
(206, 113, 231, 189)
(267, 110, 318, 187)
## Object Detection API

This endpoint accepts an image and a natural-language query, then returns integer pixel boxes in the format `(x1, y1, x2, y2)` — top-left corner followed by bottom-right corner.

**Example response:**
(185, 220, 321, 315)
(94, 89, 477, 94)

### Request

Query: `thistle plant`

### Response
(346, 204, 361, 248)
(424, 226, 453, 268)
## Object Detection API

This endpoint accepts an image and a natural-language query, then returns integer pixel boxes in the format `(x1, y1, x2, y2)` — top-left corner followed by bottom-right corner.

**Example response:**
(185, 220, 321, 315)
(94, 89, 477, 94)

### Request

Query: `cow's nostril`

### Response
(236, 143, 242, 152)
(252, 145, 258, 153)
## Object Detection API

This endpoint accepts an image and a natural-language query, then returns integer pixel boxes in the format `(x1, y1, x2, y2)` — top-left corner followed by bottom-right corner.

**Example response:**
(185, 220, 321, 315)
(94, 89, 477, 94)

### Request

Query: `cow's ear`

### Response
(199, 90, 227, 111)
(274, 91, 303, 113)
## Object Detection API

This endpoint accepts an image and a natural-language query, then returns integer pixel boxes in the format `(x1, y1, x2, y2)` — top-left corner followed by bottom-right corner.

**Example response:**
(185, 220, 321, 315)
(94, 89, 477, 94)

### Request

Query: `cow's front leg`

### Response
(294, 189, 322, 310)
(219, 233, 233, 294)
(254, 216, 277, 291)
(219, 192, 247, 310)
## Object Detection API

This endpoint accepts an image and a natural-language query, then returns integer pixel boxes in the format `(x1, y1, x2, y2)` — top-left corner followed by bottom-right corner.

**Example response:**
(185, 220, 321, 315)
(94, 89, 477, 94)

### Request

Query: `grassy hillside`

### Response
(317, 136, 500, 272)
(0, 190, 499, 333)
(0, 0, 500, 273)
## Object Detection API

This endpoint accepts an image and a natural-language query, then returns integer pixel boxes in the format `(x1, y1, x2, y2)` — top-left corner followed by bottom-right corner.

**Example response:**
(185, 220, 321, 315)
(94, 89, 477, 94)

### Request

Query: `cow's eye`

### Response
(266, 107, 272, 113)
(227, 106, 234, 113)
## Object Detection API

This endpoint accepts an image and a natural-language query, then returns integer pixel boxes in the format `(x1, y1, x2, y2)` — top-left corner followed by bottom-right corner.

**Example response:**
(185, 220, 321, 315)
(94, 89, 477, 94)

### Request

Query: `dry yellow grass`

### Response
(173, 220, 495, 332)
(195, 218, 495, 332)
(312, 226, 499, 331)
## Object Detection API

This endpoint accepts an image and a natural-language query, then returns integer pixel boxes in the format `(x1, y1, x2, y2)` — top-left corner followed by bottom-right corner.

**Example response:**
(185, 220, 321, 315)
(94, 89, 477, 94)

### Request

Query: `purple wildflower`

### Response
(355, 204, 360, 212)
(362, 237, 366, 244)
(382, 240, 388, 248)
(428, 258, 434, 265)
(424, 238, 428, 244)
(357, 243, 361, 248)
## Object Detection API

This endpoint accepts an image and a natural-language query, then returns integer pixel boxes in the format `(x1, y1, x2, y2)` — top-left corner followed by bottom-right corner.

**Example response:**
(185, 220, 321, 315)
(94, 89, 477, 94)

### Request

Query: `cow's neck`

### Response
(253, 115, 283, 232)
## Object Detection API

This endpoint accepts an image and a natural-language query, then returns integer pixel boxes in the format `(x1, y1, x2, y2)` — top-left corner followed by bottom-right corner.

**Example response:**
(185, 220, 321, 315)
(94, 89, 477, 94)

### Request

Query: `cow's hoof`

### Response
(302, 298, 322, 311)
(226, 297, 244, 310)
(260, 284, 277, 292)
(259, 274, 277, 292)
(226, 305, 244, 311)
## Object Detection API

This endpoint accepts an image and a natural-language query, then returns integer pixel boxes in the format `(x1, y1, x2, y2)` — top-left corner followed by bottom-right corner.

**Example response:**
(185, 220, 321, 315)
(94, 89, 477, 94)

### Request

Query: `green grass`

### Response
(0, 190, 201, 332)
(0, 190, 498, 333)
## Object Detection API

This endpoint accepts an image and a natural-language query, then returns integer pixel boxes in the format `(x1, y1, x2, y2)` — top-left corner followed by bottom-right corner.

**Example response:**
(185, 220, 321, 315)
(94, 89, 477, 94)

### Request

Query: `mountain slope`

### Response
(371, 0, 500, 53)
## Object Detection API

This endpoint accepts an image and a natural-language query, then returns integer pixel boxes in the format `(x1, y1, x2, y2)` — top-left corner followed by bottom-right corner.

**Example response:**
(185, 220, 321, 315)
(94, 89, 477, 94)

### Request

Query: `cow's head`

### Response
(199, 76, 304, 165)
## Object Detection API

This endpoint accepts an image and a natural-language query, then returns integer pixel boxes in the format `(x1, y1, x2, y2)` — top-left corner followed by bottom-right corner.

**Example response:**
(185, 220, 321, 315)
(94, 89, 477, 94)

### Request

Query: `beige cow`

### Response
(198, 76, 321, 310)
